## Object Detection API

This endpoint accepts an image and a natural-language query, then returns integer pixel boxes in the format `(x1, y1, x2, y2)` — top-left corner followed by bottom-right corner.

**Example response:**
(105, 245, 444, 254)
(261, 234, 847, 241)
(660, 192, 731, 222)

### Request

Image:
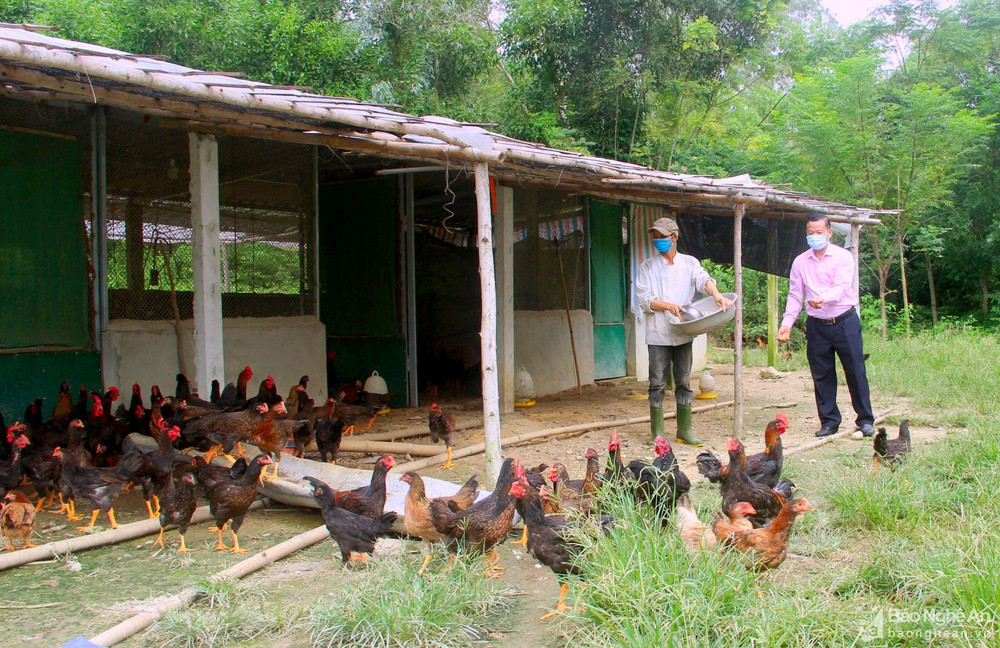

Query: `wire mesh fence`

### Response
(104, 116, 316, 320)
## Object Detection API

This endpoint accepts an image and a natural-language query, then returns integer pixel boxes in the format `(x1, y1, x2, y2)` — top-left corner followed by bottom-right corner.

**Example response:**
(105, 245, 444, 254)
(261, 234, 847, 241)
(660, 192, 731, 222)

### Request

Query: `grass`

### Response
(563, 329, 1000, 647)
(144, 578, 294, 648)
(303, 554, 518, 648)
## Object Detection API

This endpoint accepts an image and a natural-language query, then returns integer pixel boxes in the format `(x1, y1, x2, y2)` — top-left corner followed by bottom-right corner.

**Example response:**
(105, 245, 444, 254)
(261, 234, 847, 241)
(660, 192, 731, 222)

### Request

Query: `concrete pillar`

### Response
(495, 184, 515, 414)
(189, 132, 224, 395)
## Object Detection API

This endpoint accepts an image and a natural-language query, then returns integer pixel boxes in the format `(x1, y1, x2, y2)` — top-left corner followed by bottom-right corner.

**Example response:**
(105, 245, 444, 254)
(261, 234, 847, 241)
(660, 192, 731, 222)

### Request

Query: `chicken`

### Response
(430, 457, 520, 575)
(334, 396, 382, 436)
(205, 454, 272, 553)
(428, 403, 457, 468)
(873, 419, 912, 471)
(400, 471, 479, 573)
(58, 444, 142, 531)
(217, 366, 253, 409)
(52, 381, 76, 426)
(627, 436, 691, 525)
(305, 476, 396, 565)
(252, 401, 310, 481)
(698, 438, 794, 528)
(1, 491, 36, 550)
(175, 373, 216, 410)
(192, 455, 248, 495)
(154, 473, 197, 553)
(710, 501, 758, 545)
(698, 413, 789, 488)
(334, 455, 395, 519)
(315, 414, 345, 464)
(285, 376, 309, 413)
(725, 498, 813, 570)
(509, 475, 613, 620)
(23, 445, 63, 512)
(580, 448, 603, 494)
(547, 462, 598, 516)
(179, 404, 269, 460)
(675, 493, 755, 553)
(119, 422, 182, 518)
(603, 429, 630, 484)
(0, 428, 30, 498)
(246, 375, 282, 409)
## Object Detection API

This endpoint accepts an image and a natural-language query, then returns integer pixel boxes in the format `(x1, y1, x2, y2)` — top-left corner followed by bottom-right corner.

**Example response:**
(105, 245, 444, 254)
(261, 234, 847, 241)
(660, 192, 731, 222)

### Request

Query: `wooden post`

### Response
(851, 224, 861, 316)
(189, 132, 225, 395)
(554, 238, 583, 394)
(495, 184, 515, 414)
(403, 174, 419, 406)
(474, 162, 502, 488)
(766, 220, 778, 368)
(733, 202, 745, 439)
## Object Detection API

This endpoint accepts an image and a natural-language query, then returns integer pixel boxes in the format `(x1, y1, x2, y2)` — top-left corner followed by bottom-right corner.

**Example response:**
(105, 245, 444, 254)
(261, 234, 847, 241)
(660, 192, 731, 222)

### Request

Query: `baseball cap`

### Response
(648, 217, 679, 238)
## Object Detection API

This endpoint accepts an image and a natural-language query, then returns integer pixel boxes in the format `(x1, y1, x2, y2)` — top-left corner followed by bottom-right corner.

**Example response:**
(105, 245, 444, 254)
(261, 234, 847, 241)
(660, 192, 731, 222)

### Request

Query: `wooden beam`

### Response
(851, 224, 862, 315)
(495, 183, 515, 414)
(474, 162, 502, 488)
(733, 202, 745, 439)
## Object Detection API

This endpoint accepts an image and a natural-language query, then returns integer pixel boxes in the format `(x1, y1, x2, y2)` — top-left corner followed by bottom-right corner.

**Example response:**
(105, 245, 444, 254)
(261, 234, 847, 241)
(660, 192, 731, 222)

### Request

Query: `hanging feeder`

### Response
(514, 366, 536, 407)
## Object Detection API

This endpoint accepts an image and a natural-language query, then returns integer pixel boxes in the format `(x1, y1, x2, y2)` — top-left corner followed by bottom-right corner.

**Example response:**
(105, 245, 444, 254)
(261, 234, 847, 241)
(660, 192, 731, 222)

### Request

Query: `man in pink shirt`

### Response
(778, 214, 875, 437)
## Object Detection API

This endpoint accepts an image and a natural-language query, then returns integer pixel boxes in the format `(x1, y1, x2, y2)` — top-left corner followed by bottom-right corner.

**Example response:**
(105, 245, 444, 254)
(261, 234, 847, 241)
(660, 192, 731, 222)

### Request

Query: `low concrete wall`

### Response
(627, 310, 707, 382)
(102, 316, 327, 402)
(514, 309, 595, 397)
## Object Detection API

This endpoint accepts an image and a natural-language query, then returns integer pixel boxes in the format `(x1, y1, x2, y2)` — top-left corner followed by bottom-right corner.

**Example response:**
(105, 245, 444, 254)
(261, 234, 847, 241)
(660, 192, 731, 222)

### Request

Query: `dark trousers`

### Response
(806, 310, 874, 429)
(648, 342, 693, 409)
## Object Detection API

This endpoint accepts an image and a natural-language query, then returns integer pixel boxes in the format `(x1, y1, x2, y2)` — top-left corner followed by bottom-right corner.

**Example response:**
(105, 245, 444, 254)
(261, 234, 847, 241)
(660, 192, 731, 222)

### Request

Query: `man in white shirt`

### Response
(635, 217, 733, 446)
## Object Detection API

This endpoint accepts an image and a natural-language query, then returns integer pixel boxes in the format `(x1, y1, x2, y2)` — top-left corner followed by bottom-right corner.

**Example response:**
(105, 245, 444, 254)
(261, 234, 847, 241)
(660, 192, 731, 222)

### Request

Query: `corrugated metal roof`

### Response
(0, 24, 889, 223)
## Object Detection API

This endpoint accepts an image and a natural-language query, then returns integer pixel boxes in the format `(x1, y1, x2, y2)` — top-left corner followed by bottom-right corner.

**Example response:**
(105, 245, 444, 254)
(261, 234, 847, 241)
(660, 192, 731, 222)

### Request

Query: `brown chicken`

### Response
(192, 455, 247, 495)
(710, 501, 757, 545)
(52, 381, 76, 426)
(181, 404, 269, 461)
(334, 396, 382, 436)
(430, 457, 519, 575)
(1, 491, 36, 549)
(428, 403, 457, 468)
(334, 455, 395, 519)
(547, 462, 598, 516)
(205, 454, 272, 553)
(0, 428, 30, 498)
(400, 471, 479, 573)
(675, 493, 755, 552)
(251, 401, 309, 481)
(697, 438, 794, 528)
(725, 498, 813, 570)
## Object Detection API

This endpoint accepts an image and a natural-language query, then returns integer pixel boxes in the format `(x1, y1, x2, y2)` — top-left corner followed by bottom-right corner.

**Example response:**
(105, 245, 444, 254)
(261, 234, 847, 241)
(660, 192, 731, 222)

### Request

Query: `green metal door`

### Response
(590, 200, 627, 379)
(318, 177, 407, 405)
(0, 129, 101, 416)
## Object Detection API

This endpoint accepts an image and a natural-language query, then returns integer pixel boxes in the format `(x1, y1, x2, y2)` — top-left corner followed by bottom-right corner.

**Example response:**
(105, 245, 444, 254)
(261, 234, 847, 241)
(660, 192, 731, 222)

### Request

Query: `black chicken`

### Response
(0, 427, 30, 498)
(205, 454, 272, 553)
(192, 454, 248, 495)
(58, 445, 143, 531)
(334, 455, 395, 519)
(428, 403, 457, 469)
(873, 419, 912, 470)
(306, 476, 396, 565)
(155, 473, 198, 553)
(698, 438, 794, 528)
(627, 436, 691, 525)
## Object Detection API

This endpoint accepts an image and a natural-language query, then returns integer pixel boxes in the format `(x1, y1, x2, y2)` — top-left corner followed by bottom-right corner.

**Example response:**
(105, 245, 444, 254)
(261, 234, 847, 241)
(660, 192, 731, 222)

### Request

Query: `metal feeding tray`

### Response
(673, 292, 739, 336)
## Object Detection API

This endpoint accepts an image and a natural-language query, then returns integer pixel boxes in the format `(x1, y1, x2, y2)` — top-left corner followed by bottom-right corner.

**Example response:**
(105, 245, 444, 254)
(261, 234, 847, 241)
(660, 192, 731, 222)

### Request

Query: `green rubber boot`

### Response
(649, 406, 664, 443)
(675, 403, 703, 446)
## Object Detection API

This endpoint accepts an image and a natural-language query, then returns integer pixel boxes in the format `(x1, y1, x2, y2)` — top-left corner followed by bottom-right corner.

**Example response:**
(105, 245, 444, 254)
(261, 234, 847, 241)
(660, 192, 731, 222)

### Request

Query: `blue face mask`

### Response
(653, 238, 673, 253)
(806, 234, 829, 251)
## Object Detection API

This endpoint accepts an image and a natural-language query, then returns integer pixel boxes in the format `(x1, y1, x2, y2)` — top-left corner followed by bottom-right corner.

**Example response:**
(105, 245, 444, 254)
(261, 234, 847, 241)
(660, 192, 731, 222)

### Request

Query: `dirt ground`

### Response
(1, 354, 946, 647)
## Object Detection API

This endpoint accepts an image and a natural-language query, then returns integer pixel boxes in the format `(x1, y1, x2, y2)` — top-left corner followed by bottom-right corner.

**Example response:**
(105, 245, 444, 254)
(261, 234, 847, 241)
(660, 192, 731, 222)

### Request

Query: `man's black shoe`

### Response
(815, 426, 839, 438)
(859, 424, 876, 437)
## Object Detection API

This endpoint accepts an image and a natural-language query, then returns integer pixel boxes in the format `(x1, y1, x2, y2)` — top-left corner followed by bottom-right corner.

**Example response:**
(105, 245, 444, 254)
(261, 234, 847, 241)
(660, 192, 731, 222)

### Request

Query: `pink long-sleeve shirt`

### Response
(781, 243, 858, 329)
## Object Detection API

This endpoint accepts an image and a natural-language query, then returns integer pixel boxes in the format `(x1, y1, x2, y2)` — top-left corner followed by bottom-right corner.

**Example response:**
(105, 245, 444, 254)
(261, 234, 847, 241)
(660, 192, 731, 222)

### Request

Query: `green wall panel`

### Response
(0, 130, 89, 349)
(593, 324, 627, 380)
(589, 200, 627, 379)
(0, 351, 102, 421)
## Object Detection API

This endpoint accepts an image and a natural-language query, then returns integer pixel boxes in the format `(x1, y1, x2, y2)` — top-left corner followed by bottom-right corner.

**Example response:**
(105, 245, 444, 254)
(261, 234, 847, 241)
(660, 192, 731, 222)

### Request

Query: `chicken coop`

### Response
(0, 25, 887, 475)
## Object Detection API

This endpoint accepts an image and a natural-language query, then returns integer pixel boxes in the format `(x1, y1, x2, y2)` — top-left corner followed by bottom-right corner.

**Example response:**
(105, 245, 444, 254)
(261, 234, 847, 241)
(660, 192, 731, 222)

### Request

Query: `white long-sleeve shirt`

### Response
(634, 253, 712, 346)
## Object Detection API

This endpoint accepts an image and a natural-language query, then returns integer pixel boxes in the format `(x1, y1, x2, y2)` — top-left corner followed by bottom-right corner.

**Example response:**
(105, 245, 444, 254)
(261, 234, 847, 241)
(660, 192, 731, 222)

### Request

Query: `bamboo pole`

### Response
(553, 238, 582, 394)
(0, 501, 264, 572)
(337, 438, 442, 457)
(359, 421, 481, 443)
(767, 274, 778, 367)
(86, 524, 331, 647)
(733, 203, 745, 439)
(474, 162, 502, 489)
(393, 400, 736, 473)
(851, 224, 862, 316)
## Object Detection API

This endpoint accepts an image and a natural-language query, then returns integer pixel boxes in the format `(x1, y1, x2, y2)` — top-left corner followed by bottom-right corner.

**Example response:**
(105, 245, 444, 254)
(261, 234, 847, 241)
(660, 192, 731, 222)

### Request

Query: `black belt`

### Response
(809, 310, 855, 326)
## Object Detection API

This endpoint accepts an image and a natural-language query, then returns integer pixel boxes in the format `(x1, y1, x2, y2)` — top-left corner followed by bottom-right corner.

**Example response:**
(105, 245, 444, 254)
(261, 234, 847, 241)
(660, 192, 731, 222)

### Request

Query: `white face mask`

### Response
(806, 234, 829, 250)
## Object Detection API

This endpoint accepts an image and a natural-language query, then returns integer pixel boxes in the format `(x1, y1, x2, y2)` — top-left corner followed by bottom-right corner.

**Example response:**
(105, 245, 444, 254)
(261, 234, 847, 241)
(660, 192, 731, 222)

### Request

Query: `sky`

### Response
(821, 0, 885, 25)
